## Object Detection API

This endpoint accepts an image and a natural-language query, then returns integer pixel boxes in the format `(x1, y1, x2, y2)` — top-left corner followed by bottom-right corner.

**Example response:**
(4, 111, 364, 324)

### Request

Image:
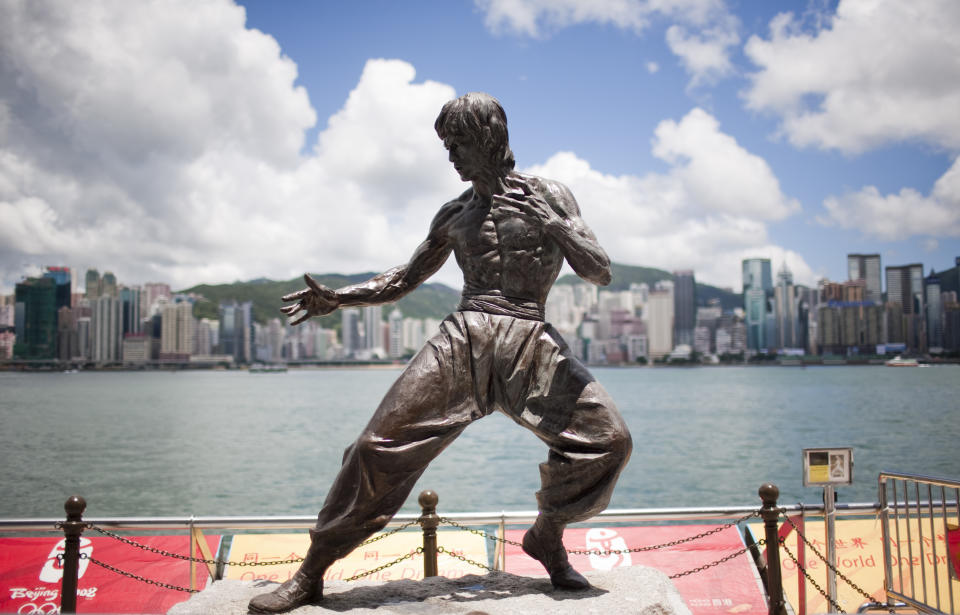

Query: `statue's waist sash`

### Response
(457, 293, 545, 321)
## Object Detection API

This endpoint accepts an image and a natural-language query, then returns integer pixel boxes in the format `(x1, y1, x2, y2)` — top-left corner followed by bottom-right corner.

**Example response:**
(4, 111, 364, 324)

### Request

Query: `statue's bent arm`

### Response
(538, 180, 612, 287)
(332, 203, 457, 308)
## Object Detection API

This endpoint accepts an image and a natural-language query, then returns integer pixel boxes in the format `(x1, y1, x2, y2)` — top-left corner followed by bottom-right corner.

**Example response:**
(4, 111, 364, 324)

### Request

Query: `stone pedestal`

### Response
(168, 566, 692, 615)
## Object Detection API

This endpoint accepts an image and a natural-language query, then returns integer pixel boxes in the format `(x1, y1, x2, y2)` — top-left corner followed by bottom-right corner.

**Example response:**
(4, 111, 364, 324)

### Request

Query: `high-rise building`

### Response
(219, 300, 253, 364)
(388, 309, 404, 359)
(43, 267, 72, 312)
(644, 281, 674, 359)
(85, 269, 101, 300)
(925, 270, 943, 350)
(92, 294, 121, 363)
(672, 270, 696, 348)
(774, 263, 800, 350)
(144, 282, 172, 317)
(886, 264, 924, 314)
(101, 272, 118, 298)
(120, 286, 142, 335)
(363, 305, 384, 356)
(14, 277, 57, 359)
(847, 254, 882, 304)
(742, 258, 772, 352)
(161, 300, 195, 357)
(886, 263, 924, 351)
(341, 308, 361, 358)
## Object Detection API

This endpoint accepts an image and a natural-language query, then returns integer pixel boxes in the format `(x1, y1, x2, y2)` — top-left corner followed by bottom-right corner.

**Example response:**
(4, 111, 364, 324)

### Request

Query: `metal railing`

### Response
(879, 472, 960, 614)
(4, 489, 908, 615)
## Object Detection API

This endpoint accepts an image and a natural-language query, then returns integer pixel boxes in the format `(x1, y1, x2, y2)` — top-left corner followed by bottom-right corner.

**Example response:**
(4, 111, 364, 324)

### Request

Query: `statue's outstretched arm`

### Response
(281, 208, 454, 325)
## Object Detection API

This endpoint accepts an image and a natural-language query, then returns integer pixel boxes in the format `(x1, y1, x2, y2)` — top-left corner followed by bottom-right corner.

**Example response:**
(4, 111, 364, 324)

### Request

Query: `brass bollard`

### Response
(759, 484, 786, 615)
(418, 490, 439, 578)
(60, 496, 87, 614)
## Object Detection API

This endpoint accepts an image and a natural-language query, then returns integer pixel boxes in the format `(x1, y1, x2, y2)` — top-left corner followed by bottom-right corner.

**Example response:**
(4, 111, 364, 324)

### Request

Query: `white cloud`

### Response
(818, 157, 960, 240)
(646, 61, 660, 74)
(525, 109, 812, 290)
(665, 14, 739, 87)
(475, 0, 738, 87)
(0, 1, 808, 297)
(743, 0, 960, 153)
(0, 1, 463, 292)
(651, 108, 800, 220)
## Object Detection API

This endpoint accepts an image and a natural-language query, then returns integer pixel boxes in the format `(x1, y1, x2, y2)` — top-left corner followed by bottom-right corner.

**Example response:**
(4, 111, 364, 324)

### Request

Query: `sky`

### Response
(2, 0, 959, 295)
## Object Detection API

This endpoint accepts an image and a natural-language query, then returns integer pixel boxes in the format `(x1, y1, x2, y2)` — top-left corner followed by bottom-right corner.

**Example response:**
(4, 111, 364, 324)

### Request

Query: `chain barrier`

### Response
(64, 512, 769, 596)
(343, 547, 423, 582)
(73, 521, 421, 593)
(436, 545, 496, 572)
(84, 520, 417, 568)
(779, 541, 844, 613)
(440, 512, 761, 580)
(779, 513, 883, 611)
(669, 541, 761, 580)
(80, 553, 199, 594)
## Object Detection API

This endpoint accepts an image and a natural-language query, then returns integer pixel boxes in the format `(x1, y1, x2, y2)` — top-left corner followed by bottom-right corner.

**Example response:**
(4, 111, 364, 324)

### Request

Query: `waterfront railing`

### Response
(879, 471, 960, 615)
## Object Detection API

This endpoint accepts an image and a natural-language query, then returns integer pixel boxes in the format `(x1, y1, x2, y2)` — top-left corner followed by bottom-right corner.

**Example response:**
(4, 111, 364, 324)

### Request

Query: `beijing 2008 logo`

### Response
(7, 538, 95, 614)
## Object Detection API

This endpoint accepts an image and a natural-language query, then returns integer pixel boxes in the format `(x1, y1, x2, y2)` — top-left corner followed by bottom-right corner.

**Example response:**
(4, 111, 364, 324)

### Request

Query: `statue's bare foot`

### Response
(521, 520, 590, 590)
(248, 571, 322, 614)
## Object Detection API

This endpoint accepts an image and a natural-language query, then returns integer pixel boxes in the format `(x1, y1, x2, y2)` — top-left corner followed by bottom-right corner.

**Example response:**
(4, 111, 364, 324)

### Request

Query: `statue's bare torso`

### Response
(442, 173, 566, 304)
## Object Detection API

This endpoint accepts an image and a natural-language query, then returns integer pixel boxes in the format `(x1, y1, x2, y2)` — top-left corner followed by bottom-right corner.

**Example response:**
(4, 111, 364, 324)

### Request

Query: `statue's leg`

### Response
(505, 326, 632, 590)
(249, 321, 474, 613)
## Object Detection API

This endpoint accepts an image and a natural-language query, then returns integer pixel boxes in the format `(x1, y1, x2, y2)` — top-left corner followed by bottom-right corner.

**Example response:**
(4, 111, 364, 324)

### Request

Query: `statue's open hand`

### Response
(280, 274, 339, 325)
(492, 178, 560, 228)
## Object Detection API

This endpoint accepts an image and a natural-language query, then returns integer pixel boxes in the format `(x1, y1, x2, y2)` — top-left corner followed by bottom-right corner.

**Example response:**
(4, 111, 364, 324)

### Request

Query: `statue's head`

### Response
(435, 92, 515, 175)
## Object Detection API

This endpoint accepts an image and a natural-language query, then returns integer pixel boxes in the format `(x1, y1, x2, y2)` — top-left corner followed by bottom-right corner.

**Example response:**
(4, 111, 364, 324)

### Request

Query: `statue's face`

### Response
(444, 133, 487, 182)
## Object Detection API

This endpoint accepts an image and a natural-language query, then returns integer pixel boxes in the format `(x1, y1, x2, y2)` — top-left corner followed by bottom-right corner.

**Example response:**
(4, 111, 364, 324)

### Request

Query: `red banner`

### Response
(1, 535, 220, 614)
(504, 525, 767, 615)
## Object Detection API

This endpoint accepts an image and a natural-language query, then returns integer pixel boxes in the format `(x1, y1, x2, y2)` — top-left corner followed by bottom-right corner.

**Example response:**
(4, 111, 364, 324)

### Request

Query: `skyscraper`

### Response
(388, 309, 404, 359)
(85, 269, 101, 300)
(847, 254, 882, 304)
(925, 270, 943, 349)
(120, 286, 142, 336)
(742, 258, 772, 352)
(341, 308, 361, 358)
(219, 300, 253, 364)
(886, 263, 924, 351)
(644, 281, 674, 359)
(672, 270, 696, 348)
(774, 263, 800, 350)
(13, 277, 57, 359)
(886, 264, 924, 314)
(92, 294, 121, 363)
(363, 305, 384, 356)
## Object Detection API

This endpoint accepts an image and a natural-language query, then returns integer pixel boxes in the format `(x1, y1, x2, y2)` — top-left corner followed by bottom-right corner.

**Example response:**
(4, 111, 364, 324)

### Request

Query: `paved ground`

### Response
(167, 566, 692, 615)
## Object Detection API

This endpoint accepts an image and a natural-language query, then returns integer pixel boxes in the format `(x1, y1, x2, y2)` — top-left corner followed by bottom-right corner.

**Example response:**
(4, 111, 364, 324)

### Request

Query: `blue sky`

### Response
(2, 0, 958, 294)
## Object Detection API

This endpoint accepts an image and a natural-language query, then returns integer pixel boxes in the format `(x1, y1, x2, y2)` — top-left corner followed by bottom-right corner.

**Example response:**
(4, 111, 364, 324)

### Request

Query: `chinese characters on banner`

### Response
(225, 530, 487, 585)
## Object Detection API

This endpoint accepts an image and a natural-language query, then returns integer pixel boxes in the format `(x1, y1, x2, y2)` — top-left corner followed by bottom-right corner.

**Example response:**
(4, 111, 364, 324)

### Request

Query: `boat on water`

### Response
(248, 364, 288, 373)
(884, 355, 919, 367)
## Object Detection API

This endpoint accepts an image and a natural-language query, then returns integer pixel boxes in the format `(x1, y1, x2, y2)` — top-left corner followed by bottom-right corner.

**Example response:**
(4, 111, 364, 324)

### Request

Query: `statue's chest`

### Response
(452, 207, 544, 256)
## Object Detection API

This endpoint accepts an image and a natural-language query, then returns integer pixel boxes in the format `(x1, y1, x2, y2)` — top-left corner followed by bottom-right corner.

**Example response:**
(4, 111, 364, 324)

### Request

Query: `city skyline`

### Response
(2, 1, 959, 296)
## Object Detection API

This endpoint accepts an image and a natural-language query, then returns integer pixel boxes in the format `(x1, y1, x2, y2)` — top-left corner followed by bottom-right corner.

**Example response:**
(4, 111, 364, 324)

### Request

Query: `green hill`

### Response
(183, 262, 743, 327)
(182, 273, 460, 329)
(558, 262, 741, 311)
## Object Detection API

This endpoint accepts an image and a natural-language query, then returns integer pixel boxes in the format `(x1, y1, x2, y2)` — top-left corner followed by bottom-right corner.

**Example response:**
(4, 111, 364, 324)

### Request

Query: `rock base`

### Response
(168, 567, 692, 615)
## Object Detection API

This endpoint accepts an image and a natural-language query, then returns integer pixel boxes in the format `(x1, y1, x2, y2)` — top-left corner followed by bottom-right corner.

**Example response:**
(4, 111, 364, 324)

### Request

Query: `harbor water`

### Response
(1, 365, 957, 519)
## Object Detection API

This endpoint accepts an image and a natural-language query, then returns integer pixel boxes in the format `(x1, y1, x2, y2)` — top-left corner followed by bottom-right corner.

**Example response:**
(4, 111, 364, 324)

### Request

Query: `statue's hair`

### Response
(435, 92, 515, 172)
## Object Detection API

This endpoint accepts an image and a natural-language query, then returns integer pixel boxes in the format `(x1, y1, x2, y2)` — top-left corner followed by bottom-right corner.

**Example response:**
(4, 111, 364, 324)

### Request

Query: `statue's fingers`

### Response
(291, 312, 311, 326)
(280, 304, 300, 315)
(304, 273, 323, 292)
(281, 288, 308, 302)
